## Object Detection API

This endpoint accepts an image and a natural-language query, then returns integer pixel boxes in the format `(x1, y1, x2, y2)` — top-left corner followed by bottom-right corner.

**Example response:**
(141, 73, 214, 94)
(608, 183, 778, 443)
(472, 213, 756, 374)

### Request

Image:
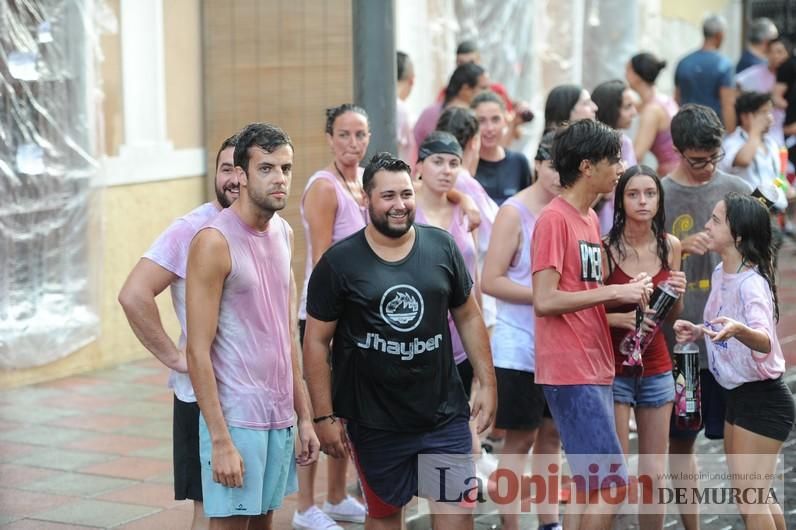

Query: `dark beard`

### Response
(369, 206, 415, 238)
(216, 186, 232, 208)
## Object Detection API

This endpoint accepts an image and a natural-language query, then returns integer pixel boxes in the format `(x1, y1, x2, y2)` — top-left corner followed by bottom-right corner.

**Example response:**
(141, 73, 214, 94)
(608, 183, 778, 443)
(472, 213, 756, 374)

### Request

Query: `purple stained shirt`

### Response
(299, 169, 368, 320)
(598, 134, 637, 235)
(413, 102, 444, 150)
(143, 201, 221, 403)
(414, 203, 477, 365)
(200, 209, 295, 429)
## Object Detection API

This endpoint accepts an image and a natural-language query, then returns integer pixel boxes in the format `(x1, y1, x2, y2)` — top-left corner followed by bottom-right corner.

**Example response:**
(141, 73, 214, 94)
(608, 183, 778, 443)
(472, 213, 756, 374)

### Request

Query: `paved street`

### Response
(2, 242, 796, 529)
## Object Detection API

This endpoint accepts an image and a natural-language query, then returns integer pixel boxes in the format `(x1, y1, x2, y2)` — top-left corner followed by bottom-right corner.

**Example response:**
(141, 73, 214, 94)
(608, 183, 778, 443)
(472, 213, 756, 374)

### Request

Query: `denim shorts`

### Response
(612, 371, 675, 408)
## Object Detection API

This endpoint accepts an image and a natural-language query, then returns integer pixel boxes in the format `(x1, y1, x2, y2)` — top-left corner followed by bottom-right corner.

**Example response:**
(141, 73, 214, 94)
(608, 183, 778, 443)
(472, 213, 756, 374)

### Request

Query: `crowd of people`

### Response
(117, 13, 796, 530)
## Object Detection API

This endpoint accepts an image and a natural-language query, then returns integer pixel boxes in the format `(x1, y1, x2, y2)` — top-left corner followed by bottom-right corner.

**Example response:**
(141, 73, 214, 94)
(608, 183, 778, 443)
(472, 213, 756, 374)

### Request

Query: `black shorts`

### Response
(670, 369, 726, 440)
(173, 396, 202, 501)
(456, 358, 474, 399)
(346, 416, 474, 518)
(494, 368, 551, 430)
(726, 377, 795, 442)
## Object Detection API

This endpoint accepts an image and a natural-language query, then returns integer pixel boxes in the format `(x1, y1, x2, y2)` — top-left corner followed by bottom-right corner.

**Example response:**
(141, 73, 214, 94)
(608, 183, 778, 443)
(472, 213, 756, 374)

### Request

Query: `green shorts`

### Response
(199, 415, 297, 518)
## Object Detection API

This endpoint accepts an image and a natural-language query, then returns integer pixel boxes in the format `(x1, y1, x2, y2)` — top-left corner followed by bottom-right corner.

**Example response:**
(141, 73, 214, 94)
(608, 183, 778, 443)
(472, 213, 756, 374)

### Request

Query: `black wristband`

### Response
(312, 414, 336, 424)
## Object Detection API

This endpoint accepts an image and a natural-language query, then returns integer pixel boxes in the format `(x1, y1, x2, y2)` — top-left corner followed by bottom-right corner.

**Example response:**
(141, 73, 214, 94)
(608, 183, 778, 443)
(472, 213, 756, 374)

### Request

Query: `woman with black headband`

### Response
(481, 131, 563, 530)
(413, 131, 492, 472)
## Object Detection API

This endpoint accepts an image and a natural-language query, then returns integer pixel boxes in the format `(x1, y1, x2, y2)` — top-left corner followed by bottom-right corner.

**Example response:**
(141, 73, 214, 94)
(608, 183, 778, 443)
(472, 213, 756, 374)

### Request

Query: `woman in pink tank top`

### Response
(627, 53, 681, 176)
(295, 103, 369, 528)
(413, 131, 486, 457)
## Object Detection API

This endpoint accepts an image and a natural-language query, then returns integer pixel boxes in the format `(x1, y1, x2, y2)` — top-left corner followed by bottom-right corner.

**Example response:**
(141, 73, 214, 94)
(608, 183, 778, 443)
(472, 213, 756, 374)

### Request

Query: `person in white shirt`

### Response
(720, 92, 783, 205)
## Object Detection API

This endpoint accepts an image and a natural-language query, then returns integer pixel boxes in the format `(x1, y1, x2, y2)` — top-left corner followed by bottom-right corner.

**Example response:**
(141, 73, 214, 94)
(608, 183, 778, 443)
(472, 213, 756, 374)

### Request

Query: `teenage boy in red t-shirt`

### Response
(531, 119, 653, 530)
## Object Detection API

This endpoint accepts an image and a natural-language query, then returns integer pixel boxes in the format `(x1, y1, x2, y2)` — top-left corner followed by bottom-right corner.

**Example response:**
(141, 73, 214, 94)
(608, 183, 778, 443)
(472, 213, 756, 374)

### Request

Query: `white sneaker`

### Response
(292, 506, 343, 530)
(322, 495, 367, 523)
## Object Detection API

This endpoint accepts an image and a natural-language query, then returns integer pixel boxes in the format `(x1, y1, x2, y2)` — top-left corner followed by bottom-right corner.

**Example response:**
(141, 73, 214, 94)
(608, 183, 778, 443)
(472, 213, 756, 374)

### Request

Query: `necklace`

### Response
(333, 162, 364, 206)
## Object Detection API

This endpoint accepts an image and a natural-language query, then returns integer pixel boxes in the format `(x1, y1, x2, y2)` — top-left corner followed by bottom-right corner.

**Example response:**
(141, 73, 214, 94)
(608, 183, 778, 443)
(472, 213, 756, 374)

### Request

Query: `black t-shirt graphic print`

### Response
(306, 225, 472, 432)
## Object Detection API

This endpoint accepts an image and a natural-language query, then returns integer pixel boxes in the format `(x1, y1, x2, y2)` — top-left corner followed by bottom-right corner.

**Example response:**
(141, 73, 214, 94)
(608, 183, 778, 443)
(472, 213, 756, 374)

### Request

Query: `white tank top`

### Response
(490, 197, 537, 372)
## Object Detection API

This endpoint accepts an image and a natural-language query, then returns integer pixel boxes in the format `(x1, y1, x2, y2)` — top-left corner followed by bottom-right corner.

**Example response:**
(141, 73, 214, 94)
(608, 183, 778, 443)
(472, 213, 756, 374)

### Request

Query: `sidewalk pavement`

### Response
(2, 244, 796, 529)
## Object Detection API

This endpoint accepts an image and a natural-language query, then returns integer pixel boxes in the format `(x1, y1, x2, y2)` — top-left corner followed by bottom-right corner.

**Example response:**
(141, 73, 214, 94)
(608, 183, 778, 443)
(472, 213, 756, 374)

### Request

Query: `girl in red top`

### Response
(602, 165, 686, 530)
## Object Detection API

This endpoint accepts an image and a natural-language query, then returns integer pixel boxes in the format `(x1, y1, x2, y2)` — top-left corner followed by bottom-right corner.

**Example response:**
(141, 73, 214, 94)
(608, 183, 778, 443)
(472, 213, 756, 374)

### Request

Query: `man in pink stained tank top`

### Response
(187, 123, 319, 529)
(119, 135, 239, 530)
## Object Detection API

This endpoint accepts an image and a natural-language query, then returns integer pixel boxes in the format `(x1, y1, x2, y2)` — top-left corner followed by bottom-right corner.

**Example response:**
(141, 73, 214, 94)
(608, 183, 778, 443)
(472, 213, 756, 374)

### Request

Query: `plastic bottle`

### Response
(618, 280, 679, 375)
(673, 342, 702, 430)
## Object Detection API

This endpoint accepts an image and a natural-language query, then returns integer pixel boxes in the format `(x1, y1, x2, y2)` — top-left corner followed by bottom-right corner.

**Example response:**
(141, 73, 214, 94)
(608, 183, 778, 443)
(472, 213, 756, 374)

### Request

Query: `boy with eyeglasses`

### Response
(661, 104, 751, 530)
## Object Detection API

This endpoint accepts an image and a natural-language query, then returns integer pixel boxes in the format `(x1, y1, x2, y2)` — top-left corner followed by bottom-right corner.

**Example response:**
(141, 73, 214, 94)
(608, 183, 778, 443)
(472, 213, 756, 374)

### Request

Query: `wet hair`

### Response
(325, 103, 369, 135)
(233, 123, 292, 173)
(748, 17, 778, 45)
(544, 84, 583, 132)
(362, 152, 412, 195)
(670, 104, 724, 152)
(552, 119, 621, 188)
(456, 40, 479, 56)
(735, 91, 772, 123)
(470, 89, 506, 112)
(592, 79, 627, 129)
(723, 192, 779, 321)
(436, 106, 479, 148)
(703, 14, 726, 39)
(444, 63, 485, 106)
(604, 165, 669, 273)
(629, 52, 667, 84)
(535, 130, 556, 162)
(215, 134, 238, 170)
(397, 51, 412, 81)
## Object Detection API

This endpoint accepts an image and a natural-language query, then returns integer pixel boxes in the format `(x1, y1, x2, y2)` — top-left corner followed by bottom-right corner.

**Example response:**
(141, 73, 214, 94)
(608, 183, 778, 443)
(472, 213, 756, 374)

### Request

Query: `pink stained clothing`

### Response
(415, 202, 477, 365)
(531, 197, 614, 385)
(704, 265, 785, 390)
(200, 208, 295, 429)
(453, 169, 499, 328)
(143, 201, 221, 403)
(648, 94, 680, 176)
(598, 134, 637, 235)
(298, 169, 368, 319)
(413, 102, 444, 150)
(397, 98, 417, 165)
(453, 169, 498, 257)
(736, 64, 785, 146)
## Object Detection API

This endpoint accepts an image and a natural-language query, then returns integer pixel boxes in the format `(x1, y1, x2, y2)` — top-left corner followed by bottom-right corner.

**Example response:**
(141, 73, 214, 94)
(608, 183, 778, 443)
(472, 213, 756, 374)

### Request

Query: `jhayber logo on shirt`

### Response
(355, 283, 442, 361)
(380, 284, 424, 332)
(578, 241, 602, 282)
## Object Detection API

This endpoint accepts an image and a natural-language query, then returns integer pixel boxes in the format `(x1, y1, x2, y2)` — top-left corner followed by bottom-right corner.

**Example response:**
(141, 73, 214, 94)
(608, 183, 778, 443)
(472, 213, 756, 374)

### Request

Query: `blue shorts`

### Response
(199, 415, 297, 518)
(613, 371, 675, 408)
(669, 369, 726, 440)
(543, 384, 627, 491)
(346, 415, 474, 518)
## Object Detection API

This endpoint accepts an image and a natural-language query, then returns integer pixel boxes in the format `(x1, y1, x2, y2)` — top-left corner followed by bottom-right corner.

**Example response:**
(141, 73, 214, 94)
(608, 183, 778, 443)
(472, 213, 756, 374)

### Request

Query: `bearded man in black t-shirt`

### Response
(304, 151, 497, 529)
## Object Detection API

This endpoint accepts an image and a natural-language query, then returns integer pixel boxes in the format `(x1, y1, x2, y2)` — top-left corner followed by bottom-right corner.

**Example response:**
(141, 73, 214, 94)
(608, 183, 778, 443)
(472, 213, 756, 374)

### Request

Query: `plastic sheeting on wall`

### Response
(0, 0, 113, 369)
